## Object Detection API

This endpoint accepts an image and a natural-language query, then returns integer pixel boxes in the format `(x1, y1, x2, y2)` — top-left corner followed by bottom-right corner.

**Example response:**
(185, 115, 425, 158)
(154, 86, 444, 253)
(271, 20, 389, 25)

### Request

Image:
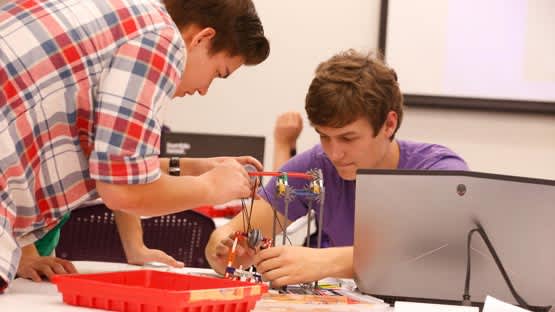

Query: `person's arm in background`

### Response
(15, 211, 184, 283)
(273, 112, 303, 171)
(113, 211, 184, 267)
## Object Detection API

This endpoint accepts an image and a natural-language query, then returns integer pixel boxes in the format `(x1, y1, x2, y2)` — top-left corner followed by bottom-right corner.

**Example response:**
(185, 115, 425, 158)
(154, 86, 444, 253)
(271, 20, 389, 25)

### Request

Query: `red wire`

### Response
(247, 171, 312, 180)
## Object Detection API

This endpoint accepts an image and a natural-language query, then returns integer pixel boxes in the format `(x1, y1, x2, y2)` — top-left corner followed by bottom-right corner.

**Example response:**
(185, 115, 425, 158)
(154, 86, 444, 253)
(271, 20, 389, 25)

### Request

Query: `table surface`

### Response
(0, 261, 391, 312)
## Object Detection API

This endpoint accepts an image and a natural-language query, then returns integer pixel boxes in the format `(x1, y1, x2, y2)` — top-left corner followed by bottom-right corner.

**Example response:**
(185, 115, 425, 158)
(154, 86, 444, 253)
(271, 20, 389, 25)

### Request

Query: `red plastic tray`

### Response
(51, 270, 267, 312)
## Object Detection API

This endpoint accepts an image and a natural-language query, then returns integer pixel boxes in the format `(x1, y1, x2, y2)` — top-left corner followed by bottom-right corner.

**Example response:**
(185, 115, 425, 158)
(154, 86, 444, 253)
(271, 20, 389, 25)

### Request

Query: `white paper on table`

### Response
(482, 295, 532, 312)
(395, 301, 479, 312)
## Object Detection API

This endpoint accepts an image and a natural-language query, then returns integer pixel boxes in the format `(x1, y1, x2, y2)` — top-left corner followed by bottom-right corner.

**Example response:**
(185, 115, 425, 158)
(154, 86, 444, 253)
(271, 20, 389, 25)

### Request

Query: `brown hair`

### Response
(164, 0, 270, 65)
(305, 50, 403, 139)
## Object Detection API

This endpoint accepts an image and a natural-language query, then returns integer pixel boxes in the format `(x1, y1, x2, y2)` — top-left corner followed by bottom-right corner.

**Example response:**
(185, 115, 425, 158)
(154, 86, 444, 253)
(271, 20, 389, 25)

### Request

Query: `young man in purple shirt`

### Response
(205, 50, 468, 287)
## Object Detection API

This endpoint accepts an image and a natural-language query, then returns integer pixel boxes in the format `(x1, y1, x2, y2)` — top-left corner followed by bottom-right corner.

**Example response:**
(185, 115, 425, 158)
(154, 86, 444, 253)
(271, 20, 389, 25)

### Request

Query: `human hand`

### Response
(17, 255, 77, 282)
(125, 245, 184, 268)
(254, 246, 327, 287)
(274, 111, 303, 148)
(206, 231, 256, 275)
(230, 156, 263, 172)
(186, 156, 262, 176)
(201, 158, 254, 204)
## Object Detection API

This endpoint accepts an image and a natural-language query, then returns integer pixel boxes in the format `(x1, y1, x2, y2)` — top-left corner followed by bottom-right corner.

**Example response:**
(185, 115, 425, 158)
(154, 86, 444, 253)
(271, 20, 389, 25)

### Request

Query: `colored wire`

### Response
(248, 171, 312, 180)
(260, 181, 292, 246)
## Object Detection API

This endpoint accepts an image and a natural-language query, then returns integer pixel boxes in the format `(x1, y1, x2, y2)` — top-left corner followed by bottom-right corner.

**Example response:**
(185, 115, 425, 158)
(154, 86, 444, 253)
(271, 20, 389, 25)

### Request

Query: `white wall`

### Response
(399, 107, 555, 179)
(165, 0, 554, 180)
(386, 0, 555, 102)
(6, 0, 548, 179)
(164, 0, 380, 169)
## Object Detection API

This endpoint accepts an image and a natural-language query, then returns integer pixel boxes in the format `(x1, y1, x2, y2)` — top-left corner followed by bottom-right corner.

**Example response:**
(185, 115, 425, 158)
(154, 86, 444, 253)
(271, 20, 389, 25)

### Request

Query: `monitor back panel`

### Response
(353, 170, 555, 306)
(161, 132, 265, 165)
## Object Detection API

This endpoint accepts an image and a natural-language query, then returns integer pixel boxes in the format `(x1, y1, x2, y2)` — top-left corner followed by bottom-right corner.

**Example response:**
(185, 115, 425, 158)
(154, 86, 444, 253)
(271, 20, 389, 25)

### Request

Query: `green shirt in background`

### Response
(34, 213, 71, 256)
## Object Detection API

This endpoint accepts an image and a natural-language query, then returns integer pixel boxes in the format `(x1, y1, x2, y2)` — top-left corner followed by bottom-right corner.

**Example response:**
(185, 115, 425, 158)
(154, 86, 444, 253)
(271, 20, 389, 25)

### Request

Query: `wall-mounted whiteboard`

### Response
(381, 0, 555, 113)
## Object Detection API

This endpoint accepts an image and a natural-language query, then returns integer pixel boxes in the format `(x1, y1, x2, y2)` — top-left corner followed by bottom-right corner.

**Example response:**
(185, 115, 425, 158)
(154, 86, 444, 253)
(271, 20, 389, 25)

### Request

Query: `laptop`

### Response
(353, 170, 555, 307)
(161, 132, 265, 165)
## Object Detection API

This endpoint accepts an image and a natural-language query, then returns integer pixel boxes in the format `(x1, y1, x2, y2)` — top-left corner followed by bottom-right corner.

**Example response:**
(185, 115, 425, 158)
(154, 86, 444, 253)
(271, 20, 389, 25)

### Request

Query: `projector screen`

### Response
(380, 0, 555, 113)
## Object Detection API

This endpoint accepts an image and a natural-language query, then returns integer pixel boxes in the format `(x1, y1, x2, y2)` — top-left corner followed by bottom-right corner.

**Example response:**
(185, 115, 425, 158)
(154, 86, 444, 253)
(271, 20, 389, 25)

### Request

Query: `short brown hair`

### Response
(305, 50, 403, 139)
(164, 0, 270, 65)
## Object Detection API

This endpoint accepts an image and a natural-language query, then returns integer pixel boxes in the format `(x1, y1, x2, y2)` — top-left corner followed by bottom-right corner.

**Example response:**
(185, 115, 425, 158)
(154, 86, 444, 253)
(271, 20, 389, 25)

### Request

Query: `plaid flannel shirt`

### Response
(0, 0, 185, 284)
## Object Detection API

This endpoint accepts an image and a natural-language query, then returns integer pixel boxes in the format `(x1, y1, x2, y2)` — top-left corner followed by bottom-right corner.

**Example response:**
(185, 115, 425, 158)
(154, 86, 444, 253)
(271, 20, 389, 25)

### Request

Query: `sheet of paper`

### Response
(482, 296, 532, 312)
(395, 301, 479, 312)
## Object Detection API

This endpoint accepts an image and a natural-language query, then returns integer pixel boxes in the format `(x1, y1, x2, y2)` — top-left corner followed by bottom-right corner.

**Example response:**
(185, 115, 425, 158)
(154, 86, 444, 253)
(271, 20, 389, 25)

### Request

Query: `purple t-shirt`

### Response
(258, 140, 468, 248)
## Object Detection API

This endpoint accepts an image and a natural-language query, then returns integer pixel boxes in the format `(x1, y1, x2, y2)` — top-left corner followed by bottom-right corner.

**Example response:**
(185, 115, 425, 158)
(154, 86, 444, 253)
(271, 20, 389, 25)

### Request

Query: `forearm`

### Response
(159, 157, 221, 176)
(320, 246, 354, 279)
(273, 142, 295, 171)
(114, 211, 144, 254)
(97, 174, 214, 216)
(98, 155, 260, 216)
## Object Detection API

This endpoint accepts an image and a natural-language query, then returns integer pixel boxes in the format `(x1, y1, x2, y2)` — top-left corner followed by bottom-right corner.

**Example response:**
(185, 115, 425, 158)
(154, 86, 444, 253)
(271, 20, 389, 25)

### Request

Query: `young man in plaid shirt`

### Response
(0, 0, 270, 291)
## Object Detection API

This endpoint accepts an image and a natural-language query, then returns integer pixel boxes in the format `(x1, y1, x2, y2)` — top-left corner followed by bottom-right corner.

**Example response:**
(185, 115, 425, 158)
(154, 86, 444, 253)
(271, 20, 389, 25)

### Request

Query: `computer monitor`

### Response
(353, 170, 555, 307)
(161, 132, 265, 165)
